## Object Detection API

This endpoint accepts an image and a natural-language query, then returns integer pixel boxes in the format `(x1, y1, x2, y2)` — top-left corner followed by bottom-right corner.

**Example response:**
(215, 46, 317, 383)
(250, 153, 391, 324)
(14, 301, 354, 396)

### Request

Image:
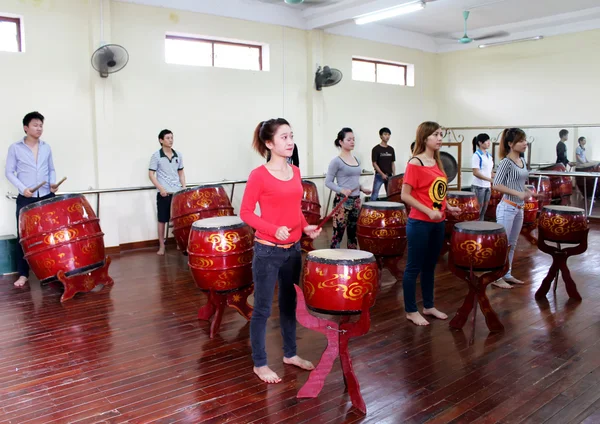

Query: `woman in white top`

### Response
(471, 133, 494, 220)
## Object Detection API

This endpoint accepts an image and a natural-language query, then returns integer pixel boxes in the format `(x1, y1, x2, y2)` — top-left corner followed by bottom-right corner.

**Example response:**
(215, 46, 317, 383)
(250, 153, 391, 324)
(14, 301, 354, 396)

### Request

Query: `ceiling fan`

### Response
(455, 10, 508, 44)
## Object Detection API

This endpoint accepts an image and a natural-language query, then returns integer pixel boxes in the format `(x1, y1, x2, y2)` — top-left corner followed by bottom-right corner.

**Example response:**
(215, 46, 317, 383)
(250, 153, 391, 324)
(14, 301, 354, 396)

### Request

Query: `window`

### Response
(165, 35, 263, 71)
(352, 58, 408, 86)
(0, 16, 22, 53)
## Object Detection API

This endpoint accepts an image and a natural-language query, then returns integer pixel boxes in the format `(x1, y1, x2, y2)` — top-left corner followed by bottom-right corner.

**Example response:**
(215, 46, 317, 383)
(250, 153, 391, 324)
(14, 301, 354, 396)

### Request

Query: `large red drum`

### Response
(386, 174, 404, 203)
(529, 176, 552, 208)
(171, 185, 234, 252)
(575, 162, 600, 198)
(451, 222, 508, 270)
(357, 201, 407, 256)
(302, 249, 379, 315)
(19, 194, 107, 283)
(187, 216, 253, 292)
(540, 163, 572, 200)
(484, 189, 503, 220)
(445, 191, 480, 235)
(523, 184, 539, 225)
(301, 180, 321, 252)
(538, 206, 588, 244)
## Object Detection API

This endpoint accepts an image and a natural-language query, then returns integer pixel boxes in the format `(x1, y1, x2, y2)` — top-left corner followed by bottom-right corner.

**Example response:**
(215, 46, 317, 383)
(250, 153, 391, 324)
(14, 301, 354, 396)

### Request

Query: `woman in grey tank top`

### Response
(325, 128, 372, 249)
(492, 128, 541, 289)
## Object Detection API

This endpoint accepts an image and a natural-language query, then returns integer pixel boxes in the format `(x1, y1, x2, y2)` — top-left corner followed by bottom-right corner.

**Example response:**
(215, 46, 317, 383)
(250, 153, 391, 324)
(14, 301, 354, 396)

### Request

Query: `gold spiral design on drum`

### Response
(82, 240, 98, 255)
(539, 214, 587, 236)
(41, 258, 56, 271)
(359, 210, 385, 225)
(44, 228, 79, 245)
(374, 229, 398, 237)
(447, 198, 459, 207)
(67, 203, 85, 214)
(214, 270, 235, 289)
(314, 269, 375, 302)
(191, 257, 214, 268)
(494, 237, 507, 248)
(459, 240, 494, 266)
(207, 231, 239, 252)
(24, 214, 42, 234)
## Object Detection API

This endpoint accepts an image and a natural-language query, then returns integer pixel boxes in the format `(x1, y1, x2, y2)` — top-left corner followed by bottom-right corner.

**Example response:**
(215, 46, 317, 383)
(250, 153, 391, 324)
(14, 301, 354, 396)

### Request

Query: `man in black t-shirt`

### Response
(370, 127, 396, 200)
(556, 129, 569, 166)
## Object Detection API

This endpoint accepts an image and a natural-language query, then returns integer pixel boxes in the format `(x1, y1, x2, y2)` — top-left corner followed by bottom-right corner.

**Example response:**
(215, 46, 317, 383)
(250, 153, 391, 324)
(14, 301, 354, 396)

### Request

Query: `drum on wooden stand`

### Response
(536, 206, 588, 301)
(170, 185, 234, 254)
(448, 222, 509, 341)
(539, 163, 572, 205)
(295, 249, 380, 414)
(484, 189, 502, 220)
(520, 184, 540, 245)
(575, 162, 600, 199)
(301, 180, 321, 252)
(18, 194, 114, 302)
(528, 176, 553, 208)
(188, 216, 254, 338)
(443, 191, 480, 255)
(357, 201, 407, 280)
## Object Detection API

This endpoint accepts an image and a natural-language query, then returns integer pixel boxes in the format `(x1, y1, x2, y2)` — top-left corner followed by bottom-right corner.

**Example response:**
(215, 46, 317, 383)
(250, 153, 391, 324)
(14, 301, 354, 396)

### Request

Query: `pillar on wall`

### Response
(306, 30, 325, 176)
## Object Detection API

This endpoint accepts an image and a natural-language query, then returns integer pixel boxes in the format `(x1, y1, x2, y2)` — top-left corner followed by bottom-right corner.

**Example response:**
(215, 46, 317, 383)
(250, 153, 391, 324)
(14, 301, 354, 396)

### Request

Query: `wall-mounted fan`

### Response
(315, 66, 342, 91)
(91, 44, 129, 78)
(455, 11, 508, 44)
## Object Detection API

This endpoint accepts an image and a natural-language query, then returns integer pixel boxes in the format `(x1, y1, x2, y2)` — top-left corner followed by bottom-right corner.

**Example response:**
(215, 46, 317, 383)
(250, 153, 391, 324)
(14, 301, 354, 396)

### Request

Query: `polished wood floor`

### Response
(1, 224, 599, 423)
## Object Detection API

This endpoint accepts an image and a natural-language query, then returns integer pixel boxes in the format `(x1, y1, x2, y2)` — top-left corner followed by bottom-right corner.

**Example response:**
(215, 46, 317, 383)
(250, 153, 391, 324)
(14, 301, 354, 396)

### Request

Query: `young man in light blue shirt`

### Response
(576, 137, 588, 164)
(5, 111, 59, 287)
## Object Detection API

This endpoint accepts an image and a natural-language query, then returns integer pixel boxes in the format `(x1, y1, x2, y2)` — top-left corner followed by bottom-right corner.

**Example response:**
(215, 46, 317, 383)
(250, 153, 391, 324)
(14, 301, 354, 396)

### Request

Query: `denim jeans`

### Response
(496, 201, 524, 279)
(16, 193, 55, 277)
(402, 218, 445, 313)
(471, 185, 491, 221)
(370, 173, 389, 201)
(250, 241, 302, 367)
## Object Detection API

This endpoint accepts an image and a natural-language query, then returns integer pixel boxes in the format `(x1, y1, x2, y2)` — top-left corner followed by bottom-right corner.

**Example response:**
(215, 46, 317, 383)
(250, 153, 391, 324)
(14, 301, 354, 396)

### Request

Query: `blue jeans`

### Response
(402, 218, 445, 313)
(496, 201, 524, 279)
(250, 241, 302, 367)
(370, 174, 389, 201)
(471, 185, 491, 221)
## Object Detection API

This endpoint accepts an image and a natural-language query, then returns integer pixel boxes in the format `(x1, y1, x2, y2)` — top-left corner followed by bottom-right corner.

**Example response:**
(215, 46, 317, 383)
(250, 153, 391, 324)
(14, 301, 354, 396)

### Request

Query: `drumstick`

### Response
(54, 177, 67, 188)
(28, 181, 47, 193)
(316, 194, 349, 230)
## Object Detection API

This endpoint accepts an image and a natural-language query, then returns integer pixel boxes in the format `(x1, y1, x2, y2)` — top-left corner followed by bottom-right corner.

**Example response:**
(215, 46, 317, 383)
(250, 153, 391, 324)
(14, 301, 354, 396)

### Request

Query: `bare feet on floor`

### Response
(493, 280, 513, 289)
(157, 247, 165, 256)
(406, 311, 429, 326)
(504, 276, 524, 285)
(423, 307, 448, 320)
(253, 366, 281, 384)
(13, 276, 28, 288)
(283, 355, 315, 371)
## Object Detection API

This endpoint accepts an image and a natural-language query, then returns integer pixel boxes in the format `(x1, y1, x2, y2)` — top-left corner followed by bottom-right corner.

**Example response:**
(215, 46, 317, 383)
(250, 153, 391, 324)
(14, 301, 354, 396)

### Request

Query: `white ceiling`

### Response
(117, 0, 600, 52)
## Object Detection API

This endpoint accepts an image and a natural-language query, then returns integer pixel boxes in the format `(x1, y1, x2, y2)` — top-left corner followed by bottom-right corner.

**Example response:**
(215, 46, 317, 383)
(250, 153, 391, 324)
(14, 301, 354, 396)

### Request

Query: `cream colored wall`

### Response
(437, 30, 600, 186)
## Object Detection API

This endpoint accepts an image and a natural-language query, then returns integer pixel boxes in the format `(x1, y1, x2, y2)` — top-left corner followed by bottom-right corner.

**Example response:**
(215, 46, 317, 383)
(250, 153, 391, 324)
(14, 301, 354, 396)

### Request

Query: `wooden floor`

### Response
(1, 224, 600, 424)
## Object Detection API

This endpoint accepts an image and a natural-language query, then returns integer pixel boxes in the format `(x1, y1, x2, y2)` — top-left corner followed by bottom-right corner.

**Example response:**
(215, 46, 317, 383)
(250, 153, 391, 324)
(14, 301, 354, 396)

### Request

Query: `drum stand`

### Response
(56, 256, 114, 303)
(535, 231, 588, 301)
(520, 222, 538, 246)
(294, 285, 372, 415)
(375, 255, 404, 281)
(448, 255, 509, 344)
(197, 284, 254, 338)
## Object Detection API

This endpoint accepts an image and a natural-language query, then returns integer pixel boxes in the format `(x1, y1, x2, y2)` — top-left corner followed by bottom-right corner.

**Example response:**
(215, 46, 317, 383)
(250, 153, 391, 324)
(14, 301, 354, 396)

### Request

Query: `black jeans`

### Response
(250, 241, 302, 367)
(16, 193, 55, 277)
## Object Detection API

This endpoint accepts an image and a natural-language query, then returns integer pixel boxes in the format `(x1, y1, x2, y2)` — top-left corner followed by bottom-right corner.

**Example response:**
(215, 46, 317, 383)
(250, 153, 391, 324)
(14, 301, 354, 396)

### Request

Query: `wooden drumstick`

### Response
(316, 194, 349, 230)
(54, 177, 67, 188)
(28, 181, 47, 193)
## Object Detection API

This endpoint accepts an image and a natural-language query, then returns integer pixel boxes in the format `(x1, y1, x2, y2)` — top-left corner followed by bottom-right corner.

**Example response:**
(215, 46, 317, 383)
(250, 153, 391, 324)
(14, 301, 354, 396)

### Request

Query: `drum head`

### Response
(543, 205, 585, 214)
(175, 184, 224, 196)
(308, 249, 374, 265)
(362, 201, 405, 210)
(455, 221, 505, 234)
(441, 151, 458, 183)
(192, 216, 244, 230)
(447, 191, 474, 197)
(19, 193, 83, 214)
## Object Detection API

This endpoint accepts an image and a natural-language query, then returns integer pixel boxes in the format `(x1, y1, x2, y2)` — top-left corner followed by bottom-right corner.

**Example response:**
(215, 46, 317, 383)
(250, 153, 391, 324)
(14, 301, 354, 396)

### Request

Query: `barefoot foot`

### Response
(504, 276, 524, 285)
(283, 355, 315, 371)
(253, 366, 281, 384)
(423, 307, 448, 320)
(493, 280, 513, 289)
(13, 276, 28, 288)
(406, 312, 429, 326)
(157, 247, 165, 256)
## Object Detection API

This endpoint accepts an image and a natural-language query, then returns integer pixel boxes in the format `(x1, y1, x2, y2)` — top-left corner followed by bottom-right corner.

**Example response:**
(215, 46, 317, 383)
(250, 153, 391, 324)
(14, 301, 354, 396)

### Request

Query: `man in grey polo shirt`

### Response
(149, 129, 186, 255)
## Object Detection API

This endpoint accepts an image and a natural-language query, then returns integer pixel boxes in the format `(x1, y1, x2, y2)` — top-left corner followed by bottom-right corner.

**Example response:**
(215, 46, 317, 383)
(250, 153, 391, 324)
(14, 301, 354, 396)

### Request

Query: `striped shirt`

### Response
(493, 157, 529, 205)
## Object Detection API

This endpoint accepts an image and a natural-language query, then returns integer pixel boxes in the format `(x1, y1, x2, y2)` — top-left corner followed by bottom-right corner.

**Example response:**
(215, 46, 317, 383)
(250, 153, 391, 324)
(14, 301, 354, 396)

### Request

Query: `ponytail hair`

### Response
(252, 118, 291, 158)
(472, 133, 490, 153)
(498, 128, 526, 159)
(334, 127, 353, 148)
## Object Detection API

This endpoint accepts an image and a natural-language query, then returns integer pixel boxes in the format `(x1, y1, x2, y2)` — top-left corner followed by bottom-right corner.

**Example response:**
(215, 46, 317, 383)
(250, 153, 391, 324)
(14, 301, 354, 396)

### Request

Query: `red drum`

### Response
(529, 176, 552, 208)
(538, 206, 588, 244)
(523, 184, 539, 225)
(19, 194, 107, 283)
(357, 201, 407, 256)
(484, 188, 503, 220)
(575, 162, 600, 198)
(540, 163, 572, 200)
(170, 185, 234, 252)
(301, 180, 321, 222)
(302, 249, 379, 315)
(445, 191, 480, 235)
(386, 174, 404, 203)
(187, 216, 253, 292)
(451, 222, 508, 271)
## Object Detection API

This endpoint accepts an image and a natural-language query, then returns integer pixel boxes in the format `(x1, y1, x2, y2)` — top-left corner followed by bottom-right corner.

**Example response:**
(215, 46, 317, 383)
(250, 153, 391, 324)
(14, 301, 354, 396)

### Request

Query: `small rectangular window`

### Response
(352, 58, 408, 86)
(165, 35, 263, 71)
(0, 16, 22, 53)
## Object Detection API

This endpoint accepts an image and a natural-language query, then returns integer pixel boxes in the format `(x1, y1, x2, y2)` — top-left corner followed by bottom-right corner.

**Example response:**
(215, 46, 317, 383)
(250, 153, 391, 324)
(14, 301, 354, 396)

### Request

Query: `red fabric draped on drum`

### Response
(18, 194, 107, 283)
(187, 216, 254, 292)
(170, 185, 234, 252)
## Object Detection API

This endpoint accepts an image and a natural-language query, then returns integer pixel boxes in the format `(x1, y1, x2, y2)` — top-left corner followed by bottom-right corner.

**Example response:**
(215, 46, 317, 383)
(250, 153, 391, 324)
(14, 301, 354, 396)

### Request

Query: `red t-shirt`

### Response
(403, 162, 448, 222)
(240, 165, 309, 244)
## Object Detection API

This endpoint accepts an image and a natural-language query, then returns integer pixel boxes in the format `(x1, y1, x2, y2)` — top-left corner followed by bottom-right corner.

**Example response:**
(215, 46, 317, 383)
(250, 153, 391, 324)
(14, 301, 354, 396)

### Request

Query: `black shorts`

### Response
(157, 193, 173, 223)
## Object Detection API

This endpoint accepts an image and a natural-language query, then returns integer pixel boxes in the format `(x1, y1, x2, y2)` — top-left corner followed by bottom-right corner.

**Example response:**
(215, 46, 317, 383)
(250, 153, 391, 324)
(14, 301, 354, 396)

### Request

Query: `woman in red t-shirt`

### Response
(401, 122, 460, 326)
(240, 118, 322, 384)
